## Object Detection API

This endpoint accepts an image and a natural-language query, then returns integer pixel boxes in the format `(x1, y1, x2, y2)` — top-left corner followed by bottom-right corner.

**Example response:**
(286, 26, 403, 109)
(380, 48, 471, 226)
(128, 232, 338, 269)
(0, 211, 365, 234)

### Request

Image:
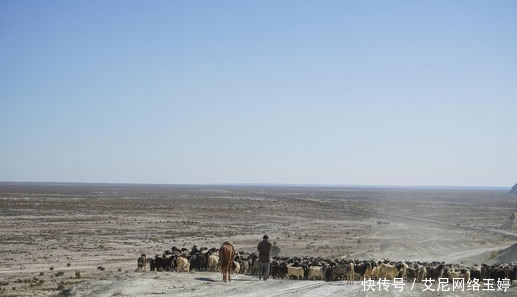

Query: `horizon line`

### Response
(0, 180, 510, 190)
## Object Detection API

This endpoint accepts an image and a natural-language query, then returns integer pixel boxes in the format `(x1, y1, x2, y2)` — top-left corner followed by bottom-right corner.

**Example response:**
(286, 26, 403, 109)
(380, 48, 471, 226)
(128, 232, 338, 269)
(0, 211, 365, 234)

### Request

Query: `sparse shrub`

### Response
(97, 266, 105, 271)
(57, 281, 65, 290)
(67, 263, 71, 267)
(75, 271, 81, 279)
(56, 271, 64, 277)
(50, 266, 54, 271)
(57, 288, 72, 297)
(490, 249, 502, 259)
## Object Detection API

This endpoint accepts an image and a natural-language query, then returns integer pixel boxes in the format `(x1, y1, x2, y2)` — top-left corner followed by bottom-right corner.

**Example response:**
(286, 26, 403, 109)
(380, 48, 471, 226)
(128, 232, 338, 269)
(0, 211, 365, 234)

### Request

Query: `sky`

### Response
(1, 1, 516, 187)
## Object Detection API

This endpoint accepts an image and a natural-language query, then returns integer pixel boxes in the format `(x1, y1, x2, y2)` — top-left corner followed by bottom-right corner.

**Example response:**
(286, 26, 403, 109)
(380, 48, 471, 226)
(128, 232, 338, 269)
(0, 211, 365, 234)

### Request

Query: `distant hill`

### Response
(496, 243, 517, 263)
(511, 183, 517, 194)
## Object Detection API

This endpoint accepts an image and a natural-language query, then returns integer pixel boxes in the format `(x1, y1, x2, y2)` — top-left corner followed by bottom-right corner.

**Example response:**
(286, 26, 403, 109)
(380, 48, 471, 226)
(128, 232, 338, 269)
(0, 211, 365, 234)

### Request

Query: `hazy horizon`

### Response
(1, 1, 516, 187)
(0, 180, 511, 190)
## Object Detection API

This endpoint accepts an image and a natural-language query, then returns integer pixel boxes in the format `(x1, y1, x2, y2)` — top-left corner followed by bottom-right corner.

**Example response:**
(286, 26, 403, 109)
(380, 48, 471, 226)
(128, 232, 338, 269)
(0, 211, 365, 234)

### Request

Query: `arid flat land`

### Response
(1, 183, 516, 296)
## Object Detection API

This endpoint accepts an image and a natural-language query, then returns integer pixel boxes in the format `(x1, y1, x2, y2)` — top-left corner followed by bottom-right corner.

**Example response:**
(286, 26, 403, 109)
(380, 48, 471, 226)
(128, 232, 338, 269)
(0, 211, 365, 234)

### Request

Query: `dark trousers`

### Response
(258, 261, 270, 280)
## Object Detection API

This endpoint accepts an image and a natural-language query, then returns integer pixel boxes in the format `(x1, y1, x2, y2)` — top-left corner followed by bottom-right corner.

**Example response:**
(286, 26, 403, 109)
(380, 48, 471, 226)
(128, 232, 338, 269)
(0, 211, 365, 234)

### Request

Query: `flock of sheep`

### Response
(136, 245, 517, 284)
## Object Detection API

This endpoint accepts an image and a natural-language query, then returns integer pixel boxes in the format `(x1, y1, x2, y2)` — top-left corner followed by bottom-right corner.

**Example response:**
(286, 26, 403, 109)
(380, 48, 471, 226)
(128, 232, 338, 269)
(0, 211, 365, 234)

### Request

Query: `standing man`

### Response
(257, 235, 272, 280)
(271, 242, 281, 258)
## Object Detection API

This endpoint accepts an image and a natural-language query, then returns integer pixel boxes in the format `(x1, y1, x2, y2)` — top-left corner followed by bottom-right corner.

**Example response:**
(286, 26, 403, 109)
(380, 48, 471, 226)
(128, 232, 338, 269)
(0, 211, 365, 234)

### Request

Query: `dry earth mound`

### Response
(510, 183, 517, 194)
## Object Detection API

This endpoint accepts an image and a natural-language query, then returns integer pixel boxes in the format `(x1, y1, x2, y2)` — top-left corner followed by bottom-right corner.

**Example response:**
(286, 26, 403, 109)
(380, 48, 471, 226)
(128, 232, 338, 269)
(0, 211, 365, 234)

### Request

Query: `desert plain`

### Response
(1, 183, 517, 296)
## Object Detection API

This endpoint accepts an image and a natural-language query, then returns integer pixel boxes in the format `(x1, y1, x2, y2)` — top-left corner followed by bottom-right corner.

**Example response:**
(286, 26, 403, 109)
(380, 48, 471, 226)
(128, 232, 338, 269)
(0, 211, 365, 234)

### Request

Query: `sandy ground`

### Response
(1, 183, 517, 296)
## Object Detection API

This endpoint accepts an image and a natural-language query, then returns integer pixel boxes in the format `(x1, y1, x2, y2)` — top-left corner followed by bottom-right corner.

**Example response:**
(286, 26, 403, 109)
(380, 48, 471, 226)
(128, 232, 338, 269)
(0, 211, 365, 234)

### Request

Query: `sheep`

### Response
(406, 267, 419, 282)
(489, 265, 510, 281)
(287, 266, 304, 280)
(377, 263, 398, 281)
(417, 265, 427, 283)
(471, 265, 482, 280)
(329, 263, 346, 280)
(445, 269, 460, 279)
(307, 265, 325, 280)
(152, 255, 174, 271)
(328, 262, 354, 283)
(461, 268, 471, 282)
(271, 261, 288, 279)
(239, 259, 250, 274)
(427, 263, 445, 281)
(364, 262, 375, 280)
(396, 261, 409, 281)
(175, 256, 190, 272)
(208, 254, 219, 271)
(345, 262, 355, 284)
(137, 246, 513, 288)
(354, 261, 371, 280)
(371, 266, 379, 280)
(232, 261, 241, 274)
(189, 253, 203, 271)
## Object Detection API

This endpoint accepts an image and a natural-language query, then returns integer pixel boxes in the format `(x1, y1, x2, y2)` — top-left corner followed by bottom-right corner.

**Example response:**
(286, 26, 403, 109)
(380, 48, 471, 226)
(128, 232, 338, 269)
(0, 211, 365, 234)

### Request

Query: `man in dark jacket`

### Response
(257, 235, 272, 280)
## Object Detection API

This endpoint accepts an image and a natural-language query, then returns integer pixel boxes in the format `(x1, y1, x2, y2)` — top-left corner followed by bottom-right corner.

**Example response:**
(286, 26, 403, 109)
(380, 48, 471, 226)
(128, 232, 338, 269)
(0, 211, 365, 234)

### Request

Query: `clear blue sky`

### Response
(1, 1, 516, 187)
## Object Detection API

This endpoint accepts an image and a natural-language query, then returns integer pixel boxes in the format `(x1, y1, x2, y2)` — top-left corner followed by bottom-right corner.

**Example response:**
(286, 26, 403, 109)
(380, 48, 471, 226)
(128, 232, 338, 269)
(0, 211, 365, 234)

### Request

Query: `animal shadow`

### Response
(195, 277, 216, 282)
